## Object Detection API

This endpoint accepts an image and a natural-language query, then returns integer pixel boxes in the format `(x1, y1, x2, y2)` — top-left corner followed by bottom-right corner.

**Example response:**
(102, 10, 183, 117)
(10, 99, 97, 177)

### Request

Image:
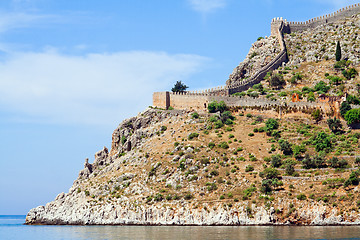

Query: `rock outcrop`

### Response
(226, 36, 281, 86)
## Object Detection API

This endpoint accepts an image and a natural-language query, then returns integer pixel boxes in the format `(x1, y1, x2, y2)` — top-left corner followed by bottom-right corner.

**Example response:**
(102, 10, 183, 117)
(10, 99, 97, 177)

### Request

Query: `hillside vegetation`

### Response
(26, 12, 360, 226)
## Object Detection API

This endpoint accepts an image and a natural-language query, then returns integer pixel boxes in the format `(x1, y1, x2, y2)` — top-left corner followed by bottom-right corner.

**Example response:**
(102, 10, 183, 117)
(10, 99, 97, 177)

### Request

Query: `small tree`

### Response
(327, 117, 342, 134)
(269, 73, 285, 88)
(279, 139, 293, 155)
(311, 109, 322, 122)
(271, 155, 282, 168)
(340, 101, 351, 117)
(171, 81, 188, 92)
(335, 41, 341, 62)
(345, 108, 360, 125)
(208, 101, 227, 113)
(343, 68, 358, 80)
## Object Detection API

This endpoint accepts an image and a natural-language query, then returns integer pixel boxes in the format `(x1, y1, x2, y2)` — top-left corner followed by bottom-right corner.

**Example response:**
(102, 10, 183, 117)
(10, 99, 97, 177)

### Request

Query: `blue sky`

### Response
(0, 0, 358, 215)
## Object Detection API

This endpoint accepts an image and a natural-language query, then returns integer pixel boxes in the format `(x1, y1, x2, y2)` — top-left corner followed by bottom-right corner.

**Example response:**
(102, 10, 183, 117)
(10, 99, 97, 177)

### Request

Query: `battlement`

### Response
(271, 3, 360, 34)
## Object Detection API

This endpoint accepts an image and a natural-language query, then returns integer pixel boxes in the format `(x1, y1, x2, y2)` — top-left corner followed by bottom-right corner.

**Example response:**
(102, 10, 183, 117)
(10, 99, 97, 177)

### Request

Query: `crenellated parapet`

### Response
(272, 3, 360, 34)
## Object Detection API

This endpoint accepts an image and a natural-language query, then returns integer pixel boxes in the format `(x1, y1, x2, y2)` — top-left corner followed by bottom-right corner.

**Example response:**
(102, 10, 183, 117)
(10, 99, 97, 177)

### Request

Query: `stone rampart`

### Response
(275, 3, 360, 34)
(153, 92, 328, 117)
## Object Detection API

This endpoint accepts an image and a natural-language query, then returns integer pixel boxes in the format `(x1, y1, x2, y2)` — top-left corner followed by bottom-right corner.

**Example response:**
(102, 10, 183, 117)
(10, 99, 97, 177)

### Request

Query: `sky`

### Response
(0, 0, 359, 215)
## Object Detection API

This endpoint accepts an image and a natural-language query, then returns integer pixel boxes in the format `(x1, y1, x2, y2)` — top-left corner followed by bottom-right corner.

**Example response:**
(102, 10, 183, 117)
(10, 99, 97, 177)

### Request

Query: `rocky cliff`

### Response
(26, 107, 360, 225)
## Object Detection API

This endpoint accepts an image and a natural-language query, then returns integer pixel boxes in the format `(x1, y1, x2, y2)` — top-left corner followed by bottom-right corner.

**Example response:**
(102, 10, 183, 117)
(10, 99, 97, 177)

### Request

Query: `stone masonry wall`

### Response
(153, 92, 328, 116)
(272, 3, 360, 34)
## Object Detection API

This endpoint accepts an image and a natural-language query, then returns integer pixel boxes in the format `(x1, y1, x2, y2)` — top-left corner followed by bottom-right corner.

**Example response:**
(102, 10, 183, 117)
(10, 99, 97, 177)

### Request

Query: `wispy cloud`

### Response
(0, 50, 209, 126)
(0, 11, 55, 33)
(187, 0, 227, 14)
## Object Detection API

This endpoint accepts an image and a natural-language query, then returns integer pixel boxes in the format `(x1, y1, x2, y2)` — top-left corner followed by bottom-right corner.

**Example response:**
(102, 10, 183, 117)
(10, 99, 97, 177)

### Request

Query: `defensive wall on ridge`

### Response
(271, 3, 360, 35)
(153, 3, 360, 114)
(153, 91, 335, 117)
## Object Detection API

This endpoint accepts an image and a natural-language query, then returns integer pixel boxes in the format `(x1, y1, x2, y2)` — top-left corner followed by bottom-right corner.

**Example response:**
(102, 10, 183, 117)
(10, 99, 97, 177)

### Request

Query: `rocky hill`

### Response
(26, 11, 360, 226)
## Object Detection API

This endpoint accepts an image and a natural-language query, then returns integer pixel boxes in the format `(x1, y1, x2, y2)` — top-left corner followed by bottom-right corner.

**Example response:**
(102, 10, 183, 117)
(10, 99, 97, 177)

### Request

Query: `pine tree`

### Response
(335, 41, 342, 62)
(171, 81, 188, 92)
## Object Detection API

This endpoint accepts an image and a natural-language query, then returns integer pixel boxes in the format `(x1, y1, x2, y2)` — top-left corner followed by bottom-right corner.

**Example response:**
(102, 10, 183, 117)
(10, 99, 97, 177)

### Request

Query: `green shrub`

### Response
(184, 193, 193, 200)
(121, 136, 127, 145)
(345, 108, 360, 125)
(342, 68, 358, 80)
(326, 75, 343, 85)
(188, 132, 199, 140)
(206, 182, 218, 192)
(270, 155, 282, 168)
(219, 142, 229, 149)
(334, 59, 351, 69)
(208, 101, 227, 113)
(245, 165, 254, 172)
(219, 195, 225, 200)
(208, 142, 216, 149)
(344, 170, 360, 187)
(265, 118, 279, 131)
(312, 132, 332, 152)
(297, 194, 307, 200)
(302, 86, 314, 94)
(327, 117, 342, 134)
(209, 115, 219, 122)
(314, 81, 330, 93)
(327, 157, 348, 169)
(248, 133, 254, 137)
(243, 185, 257, 199)
(279, 139, 293, 155)
(269, 72, 285, 88)
(340, 101, 352, 117)
(302, 154, 326, 169)
(347, 94, 360, 105)
(154, 193, 163, 202)
(285, 163, 295, 176)
(210, 170, 219, 176)
(292, 144, 306, 159)
(214, 120, 224, 129)
(191, 112, 199, 119)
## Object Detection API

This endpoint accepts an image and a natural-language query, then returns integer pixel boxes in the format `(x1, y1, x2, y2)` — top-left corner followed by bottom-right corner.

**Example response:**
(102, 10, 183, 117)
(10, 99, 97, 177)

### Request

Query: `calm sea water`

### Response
(1, 215, 360, 240)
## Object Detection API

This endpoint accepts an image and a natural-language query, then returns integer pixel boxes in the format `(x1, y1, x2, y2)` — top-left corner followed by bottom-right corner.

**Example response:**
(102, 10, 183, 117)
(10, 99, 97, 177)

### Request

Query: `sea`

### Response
(2, 215, 360, 240)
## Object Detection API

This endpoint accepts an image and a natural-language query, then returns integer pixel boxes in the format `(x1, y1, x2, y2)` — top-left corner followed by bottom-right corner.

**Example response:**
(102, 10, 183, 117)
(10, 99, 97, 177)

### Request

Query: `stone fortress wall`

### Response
(282, 3, 360, 34)
(153, 3, 360, 115)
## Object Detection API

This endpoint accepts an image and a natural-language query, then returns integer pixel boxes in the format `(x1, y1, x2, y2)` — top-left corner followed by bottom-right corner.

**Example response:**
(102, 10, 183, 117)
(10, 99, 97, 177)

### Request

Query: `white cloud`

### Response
(0, 50, 209, 126)
(0, 11, 54, 33)
(187, 0, 227, 14)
